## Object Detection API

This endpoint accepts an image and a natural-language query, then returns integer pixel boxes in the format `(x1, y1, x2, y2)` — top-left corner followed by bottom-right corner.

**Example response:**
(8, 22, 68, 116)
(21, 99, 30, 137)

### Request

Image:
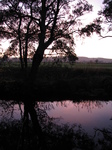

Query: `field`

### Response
(71, 62, 112, 69)
(1, 61, 112, 101)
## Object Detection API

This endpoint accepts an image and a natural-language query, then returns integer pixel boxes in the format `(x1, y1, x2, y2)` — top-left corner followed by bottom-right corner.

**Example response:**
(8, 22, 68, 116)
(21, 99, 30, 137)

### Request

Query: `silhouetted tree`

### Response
(81, 0, 112, 38)
(0, 0, 93, 79)
(98, 0, 112, 38)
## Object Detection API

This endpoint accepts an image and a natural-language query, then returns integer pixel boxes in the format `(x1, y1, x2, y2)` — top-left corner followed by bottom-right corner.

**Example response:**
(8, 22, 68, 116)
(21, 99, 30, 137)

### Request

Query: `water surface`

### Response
(0, 100, 112, 136)
(45, 100, 112, 135)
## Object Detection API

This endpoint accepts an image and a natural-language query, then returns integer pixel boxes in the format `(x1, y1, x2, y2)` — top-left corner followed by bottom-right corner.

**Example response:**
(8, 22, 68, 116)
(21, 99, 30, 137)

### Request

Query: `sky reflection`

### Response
(46, 100, 112, 135)
(0, 100, 112, 136)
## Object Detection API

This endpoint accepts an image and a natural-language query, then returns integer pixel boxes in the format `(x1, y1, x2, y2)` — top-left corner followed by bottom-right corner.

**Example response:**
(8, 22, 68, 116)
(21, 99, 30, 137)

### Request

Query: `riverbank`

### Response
(0, 63, 112, 101)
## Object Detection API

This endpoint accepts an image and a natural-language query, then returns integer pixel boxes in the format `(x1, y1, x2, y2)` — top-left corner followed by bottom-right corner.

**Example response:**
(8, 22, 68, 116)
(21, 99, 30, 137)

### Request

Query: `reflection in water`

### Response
(0, 100, 24, 121)
(0, 100, 112, 134)
(0, 100, 112, 150)
(44, 100, 112, 135)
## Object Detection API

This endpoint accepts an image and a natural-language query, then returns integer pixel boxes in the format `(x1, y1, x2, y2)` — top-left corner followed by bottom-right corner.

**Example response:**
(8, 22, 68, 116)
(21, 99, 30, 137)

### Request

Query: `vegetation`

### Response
(98, 0, 112, 38)
(0, 120, 98, 150)
(0, 61, 112, 101)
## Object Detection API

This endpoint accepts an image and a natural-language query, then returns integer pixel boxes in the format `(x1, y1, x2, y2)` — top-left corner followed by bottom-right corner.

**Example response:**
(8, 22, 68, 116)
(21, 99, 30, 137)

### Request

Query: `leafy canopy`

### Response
(0, 0, 93, 68)
(98, 0, 112, 38)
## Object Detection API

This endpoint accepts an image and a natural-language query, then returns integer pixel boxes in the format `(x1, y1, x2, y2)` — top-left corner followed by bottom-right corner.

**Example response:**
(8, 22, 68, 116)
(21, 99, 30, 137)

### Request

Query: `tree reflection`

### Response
(0, 100, 23, 121)
(0, 100, 112, 150)
(38, 100, 104, 113)
(94, 127, 112, 150)
(73, 100, 104, 112)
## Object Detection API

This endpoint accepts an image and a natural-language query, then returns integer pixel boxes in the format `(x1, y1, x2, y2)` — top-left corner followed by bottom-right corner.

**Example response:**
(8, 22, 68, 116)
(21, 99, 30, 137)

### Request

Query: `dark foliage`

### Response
(0, 64, 112, 100)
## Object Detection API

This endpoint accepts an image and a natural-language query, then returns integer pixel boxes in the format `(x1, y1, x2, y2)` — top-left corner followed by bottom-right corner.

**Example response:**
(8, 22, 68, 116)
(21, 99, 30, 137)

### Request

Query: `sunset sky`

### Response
(0, 0, 112, 59)
(75, 0, 112, 59)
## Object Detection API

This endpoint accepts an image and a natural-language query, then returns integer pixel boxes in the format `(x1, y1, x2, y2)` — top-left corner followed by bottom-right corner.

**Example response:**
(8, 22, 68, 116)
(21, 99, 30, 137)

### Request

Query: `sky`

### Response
(0, 0, 112, 59)
(75, 0, 112, 59)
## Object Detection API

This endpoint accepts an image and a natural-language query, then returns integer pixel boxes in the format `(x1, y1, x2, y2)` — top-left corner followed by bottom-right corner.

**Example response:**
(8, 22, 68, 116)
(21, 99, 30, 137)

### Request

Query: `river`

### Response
(0, 99, 112, 136)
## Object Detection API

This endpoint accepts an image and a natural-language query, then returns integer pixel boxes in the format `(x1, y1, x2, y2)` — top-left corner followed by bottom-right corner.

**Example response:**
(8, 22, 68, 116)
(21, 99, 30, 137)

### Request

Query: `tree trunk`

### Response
(30, 0, 46, 80)
(24, 101, 47, 150)
(20, 55, 24, 70)
(18, 16, 24, 70)
(30, 46, 44, 80)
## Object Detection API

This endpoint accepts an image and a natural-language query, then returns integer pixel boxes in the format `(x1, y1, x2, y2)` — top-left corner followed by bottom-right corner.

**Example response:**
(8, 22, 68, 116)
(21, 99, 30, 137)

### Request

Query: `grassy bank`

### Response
(0, 62, 112, 101)
(1, 119, 110, 150)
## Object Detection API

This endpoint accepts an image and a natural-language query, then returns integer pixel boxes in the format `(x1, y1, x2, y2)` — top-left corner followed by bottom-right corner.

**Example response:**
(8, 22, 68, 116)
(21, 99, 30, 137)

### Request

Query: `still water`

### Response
(46, 100, 112, 136)
(0, 100, 112, 136)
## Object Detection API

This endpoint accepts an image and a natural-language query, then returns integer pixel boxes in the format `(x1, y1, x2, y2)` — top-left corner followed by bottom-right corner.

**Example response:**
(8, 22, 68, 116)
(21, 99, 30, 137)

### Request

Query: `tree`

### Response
(98, 0, 112, 38)
(0, 0, 93, 79)
(81, 0, 112, 39)
(0, 0, 39, 70)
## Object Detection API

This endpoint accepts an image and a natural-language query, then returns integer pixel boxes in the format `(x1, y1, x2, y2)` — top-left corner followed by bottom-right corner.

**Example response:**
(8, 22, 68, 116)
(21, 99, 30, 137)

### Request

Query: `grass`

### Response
(72, 62, 112, 69)
(1, 61, 112, 100)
